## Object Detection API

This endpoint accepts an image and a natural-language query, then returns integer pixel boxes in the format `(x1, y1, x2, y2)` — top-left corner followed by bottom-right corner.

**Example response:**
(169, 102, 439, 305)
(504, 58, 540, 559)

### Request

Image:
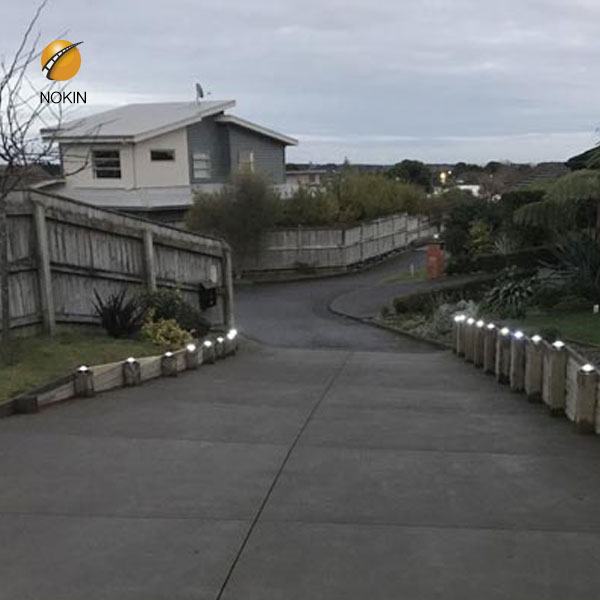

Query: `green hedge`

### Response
(446, 246, 558, 275)
(392, 275, 498, 316)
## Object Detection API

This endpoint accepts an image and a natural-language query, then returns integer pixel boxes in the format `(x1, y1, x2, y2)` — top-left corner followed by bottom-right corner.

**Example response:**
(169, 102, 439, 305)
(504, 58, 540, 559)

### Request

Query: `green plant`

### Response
(549, 234, 600, 301)
(481, 271, 536, 319)
(468, 219, 494, 255)
(141, 313, 193, 349)
(277, 185, 339, 226)
(186, 173, 279, 260)
(137, 288, 210, 336)
(93, 290, 144, 338)
(393, 294, 429, 315)
(514, 170, 600, 237)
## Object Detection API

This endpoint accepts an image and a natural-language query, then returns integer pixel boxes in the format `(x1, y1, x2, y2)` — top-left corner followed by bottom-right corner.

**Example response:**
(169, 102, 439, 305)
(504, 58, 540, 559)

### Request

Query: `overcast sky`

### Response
(4, 0, 600, 164)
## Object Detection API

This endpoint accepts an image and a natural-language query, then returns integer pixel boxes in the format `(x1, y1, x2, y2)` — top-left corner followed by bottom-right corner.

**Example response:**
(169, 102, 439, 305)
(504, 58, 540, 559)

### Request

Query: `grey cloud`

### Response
(2, 0, 599, 163)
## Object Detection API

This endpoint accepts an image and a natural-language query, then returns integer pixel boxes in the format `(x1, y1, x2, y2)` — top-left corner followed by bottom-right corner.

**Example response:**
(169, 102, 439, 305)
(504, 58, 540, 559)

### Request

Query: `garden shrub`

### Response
(480, 270, 536, 319)
(550, 234, 600, 301)
(277, 185, 339, 226)
(446, 246, 557, 275)
(137, 288, 210, 336)
(186, 173, 279, 258)
(141, 312, 193, 349)
(93, 289, 144, 338)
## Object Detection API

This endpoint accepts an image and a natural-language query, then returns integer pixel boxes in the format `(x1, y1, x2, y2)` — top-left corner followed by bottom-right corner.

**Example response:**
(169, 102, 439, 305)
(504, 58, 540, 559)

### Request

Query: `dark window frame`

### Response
(92, 149, 121, 179)
(150, 149, 176, 162)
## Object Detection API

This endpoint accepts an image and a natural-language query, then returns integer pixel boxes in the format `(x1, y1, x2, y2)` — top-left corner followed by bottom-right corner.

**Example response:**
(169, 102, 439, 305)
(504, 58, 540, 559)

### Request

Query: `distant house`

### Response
(285, 168, 328, 188)
(40, 100, 297, 222)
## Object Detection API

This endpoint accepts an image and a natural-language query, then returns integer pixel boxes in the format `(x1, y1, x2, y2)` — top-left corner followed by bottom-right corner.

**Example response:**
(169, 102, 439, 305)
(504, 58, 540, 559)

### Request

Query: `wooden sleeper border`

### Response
(4, 330, 239, 416)
(453, 316, 599, 435)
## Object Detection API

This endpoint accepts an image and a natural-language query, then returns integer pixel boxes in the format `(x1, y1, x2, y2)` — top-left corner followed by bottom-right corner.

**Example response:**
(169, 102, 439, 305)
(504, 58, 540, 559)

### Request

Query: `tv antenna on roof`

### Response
(195, 83, 212, 102)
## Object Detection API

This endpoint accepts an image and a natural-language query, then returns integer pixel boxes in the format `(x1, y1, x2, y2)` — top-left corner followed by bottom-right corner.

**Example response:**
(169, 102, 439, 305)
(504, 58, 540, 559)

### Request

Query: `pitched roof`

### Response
(214, 114, 297, 146)
(41, 100, 297, 146)
(41, 100, 235, 143)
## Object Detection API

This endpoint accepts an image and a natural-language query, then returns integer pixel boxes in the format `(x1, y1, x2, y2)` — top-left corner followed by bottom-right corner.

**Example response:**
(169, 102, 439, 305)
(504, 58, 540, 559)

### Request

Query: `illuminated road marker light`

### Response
(75, 365, 94, 397)
(531, 335, 542, 344)
(185, 343, 200, 370)
(552, 340, 565, 350)
(203, 339, 216, 364)
(215, 336, 226, 359)
(123, 356, 141, 386)
(161, 351, 177, 377)
(575, 363, 598, 433)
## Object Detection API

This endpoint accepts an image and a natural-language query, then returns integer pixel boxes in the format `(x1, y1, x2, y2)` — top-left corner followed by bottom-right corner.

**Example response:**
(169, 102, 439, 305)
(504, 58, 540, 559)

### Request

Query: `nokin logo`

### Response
(40, 39, 86, 104)
(41, 40, 83, 81)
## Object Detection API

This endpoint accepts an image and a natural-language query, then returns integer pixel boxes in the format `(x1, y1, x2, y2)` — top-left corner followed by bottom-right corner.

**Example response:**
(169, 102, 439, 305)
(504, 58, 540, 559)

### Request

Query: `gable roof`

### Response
(41, 100, 235, 143)
(41, 100, 297, 146)
(215, 114, 297, 146)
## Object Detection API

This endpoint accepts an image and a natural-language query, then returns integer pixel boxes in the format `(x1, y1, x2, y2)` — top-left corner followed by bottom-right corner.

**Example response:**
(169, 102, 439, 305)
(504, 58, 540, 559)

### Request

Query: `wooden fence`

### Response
(454, 318, 600, 434)
(1, 190, 234, 336)
(241, 213, 436, 277)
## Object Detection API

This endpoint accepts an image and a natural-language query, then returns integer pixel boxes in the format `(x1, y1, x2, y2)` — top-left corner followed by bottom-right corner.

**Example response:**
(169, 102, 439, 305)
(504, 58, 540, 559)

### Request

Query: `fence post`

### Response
(524, 336, 544, 402)
(32, 198, 56, 335)
(453, 315, 465, 354)
(464, 318, 476, 362)
(574, 365, 597, 433)
(542, 341, 568, 415)
(222, 246, 235, 329)
(495, 327, 511, 384)
(483, 323, 497, 374)
(142, 229, 156, 291)
(473, 320, 485, 367)
(509, 331, 526, 392)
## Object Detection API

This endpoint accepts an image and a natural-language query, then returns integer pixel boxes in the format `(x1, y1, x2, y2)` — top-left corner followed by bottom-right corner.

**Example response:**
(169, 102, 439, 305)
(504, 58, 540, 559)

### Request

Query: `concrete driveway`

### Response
(2, 251, 600, 599)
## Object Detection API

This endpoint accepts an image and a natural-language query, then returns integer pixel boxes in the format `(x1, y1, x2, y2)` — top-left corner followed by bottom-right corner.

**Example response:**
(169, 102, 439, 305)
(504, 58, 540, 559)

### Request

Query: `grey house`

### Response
(41, 100, 297, 222)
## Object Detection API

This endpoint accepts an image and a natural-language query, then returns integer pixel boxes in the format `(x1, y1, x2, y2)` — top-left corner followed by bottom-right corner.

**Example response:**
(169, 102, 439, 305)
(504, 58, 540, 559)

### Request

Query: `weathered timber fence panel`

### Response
(1, 190, 233, 336)
(242, 212, 435, 275)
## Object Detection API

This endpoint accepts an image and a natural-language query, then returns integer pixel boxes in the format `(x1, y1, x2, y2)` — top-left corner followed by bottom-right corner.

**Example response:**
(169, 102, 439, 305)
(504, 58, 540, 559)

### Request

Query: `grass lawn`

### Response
(382, 268, 426, 284)
(506, 309, 600, 346)
(0, 329, 162, 404)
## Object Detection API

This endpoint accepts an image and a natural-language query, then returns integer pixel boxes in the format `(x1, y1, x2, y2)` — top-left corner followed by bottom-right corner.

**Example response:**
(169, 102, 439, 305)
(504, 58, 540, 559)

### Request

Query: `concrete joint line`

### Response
(215, 351, 353, 600)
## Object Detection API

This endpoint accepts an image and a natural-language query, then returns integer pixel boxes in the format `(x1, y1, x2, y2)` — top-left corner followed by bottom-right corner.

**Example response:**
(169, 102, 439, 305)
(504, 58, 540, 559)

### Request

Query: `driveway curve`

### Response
(236, 249, 435, 352)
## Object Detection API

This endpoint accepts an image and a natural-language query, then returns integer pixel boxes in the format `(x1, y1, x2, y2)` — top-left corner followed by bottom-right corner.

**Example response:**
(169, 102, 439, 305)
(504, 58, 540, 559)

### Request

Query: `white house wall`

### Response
(62, 143, 135, 189)
(133, 128, 189, 187)
(61, 128, 190, 191)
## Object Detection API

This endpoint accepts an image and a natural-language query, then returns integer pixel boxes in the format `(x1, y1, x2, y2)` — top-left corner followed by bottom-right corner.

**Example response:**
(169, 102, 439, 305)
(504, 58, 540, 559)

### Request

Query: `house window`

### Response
(238, 150, 254, 173)
(150, 149, 175, 161)
(192, 152, 211, 179)
(92, 149, 121, 179)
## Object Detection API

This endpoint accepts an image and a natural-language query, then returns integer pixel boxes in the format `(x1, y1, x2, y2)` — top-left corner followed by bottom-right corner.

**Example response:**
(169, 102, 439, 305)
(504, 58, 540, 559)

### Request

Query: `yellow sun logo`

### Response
(41, 40, 83, 81)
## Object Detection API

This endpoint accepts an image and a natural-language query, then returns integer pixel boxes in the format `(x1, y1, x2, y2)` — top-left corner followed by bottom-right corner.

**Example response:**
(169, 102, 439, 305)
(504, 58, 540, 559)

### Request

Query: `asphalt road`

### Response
(235, 249, 435, 352)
